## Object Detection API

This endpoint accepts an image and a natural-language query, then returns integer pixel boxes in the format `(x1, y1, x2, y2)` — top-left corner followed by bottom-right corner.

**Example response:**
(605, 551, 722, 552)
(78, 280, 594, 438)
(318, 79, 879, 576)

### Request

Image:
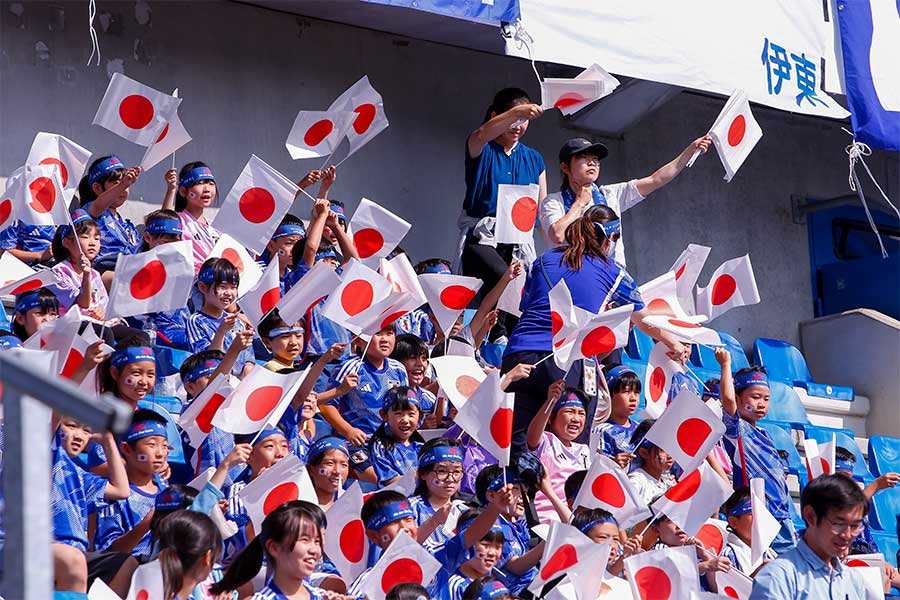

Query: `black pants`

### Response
(460, 239, 518, 339)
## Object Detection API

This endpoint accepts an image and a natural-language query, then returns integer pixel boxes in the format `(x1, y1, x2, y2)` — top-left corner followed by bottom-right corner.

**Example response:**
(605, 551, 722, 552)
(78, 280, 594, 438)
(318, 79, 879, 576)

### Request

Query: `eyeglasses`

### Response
(823, 516, 865, 536)
(431, 469, 464, 482)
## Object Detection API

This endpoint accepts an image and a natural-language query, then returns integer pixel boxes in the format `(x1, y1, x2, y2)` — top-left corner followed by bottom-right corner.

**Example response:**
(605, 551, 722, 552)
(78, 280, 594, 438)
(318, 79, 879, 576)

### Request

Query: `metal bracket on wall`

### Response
(791, 193, 881, 225)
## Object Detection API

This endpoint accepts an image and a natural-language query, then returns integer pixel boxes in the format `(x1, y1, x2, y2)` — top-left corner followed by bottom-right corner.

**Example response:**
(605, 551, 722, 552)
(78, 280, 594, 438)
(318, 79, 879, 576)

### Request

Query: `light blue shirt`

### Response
(750, 538, 867, 600)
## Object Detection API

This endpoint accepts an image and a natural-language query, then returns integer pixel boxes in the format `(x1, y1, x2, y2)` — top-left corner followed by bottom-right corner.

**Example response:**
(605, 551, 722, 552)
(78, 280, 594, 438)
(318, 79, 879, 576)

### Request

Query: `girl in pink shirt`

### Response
(47, 209, 108, 319)
(163, 162, 219, 272)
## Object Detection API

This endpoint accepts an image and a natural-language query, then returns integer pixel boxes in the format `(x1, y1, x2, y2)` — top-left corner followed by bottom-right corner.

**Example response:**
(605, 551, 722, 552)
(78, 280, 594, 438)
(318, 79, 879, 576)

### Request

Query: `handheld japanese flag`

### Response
(286, 110, 355, 160)
(624, 545, 700, 599)
(59, 324, 106, 380)
(495, 183, 540, 245)
(210, 365, 305, 434)
(328, 76, 390, 159)
(643, 341, 685, 419)
(179, 374, 233, 449)
(549, 278, 577, 350)
(238, 258, 281, 326)
(429, 355, 486, 410)
(695, 519, 729, 556)
(88, 579, 121, 600)
(803, 437, 836, 481)
(346, 291, 423, 336)
(715, 568, 753, 600)
(669, 244, 711, 316)
(418, 273, 483, 337)
(26, 132, 92, 194)
(643, 388, 726, 476)
(238, 454, 317, 531)
(140, 108, 192, 171)
(556, 303, 633, 371)
(206, 233, 264, 296)
(650, 462, 731, 536)
(528, 521, 599, 594)
(0, 252, 58, 296)
(562, 63, 620, 115)
(573, 453, 651, 529)
(641, 315, 721, 347)
(275, 260, 342, 325)
(750, 477, 780, 570)
(29, 304, 83, 374)
(379, 254, 426, 304)
(695, 254, 760, 321)
(93, 73, 181, 146)
(125, 560, 164, 600)
(639, 272, 691, 320)
(106, 241, 193, 319)
(497, 268, 526, 317)
(324, 483, 369, 582)
(349, 198, 411, 265)
(321, 259, 391, 331)
(541, 78, 604, 116)
(212, 154, 300, 255)
(18, 164, 70, 226)
(359, 532, 440, 600)
(707, 89, 763, 182)
(452, 371, 513, 467)
(0, 172, 19, 231)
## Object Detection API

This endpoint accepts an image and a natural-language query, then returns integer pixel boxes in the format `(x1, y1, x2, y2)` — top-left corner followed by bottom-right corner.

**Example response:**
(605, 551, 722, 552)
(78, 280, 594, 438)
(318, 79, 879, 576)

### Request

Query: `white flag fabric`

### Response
(140, 108, 192, 171)
(707, 89, 763, 182)
(641, 315, 721, 347)
(549, 278, 578, 350)
(0, 253, 58, 296)
(238, 257, 281, 326)
(359, 531, 440, 600)
(238, 454, 317, 531)
(324, 483, 369, 582)
(379, 254, 426, 304)
(30, 305, 83, 375)
(750, 477, 780, 570)
(452, 371, 513, 467)
(561, 63, 621, 115)
(106, 241, 194, 319)
(669, 244, 711, 316)
(328, 76, 390, 158)
(212, 154, 300, 255)
(179, 374, 232, 449)
(26, 132, 92, 194)
(715, 568, 753, 600)
(349, 198, 411, 265)
(497, 269, 526, 317)
(321, 259, 391, 331)
(556, 304, 633, 370)
(286, 109, 355, 160)
(573, 453, 651, 529)
(429, 355, 486, 411)
(495, 183, 540, 244)
(642, 341, 685, 419)
(845, 551, 887, 598)
(88, 578, 121, 600)
(418, 273, 483, 337)
(125, 560, 164, 600)
(643, 388, 726, 476)
(694, 519, 729, 556)
(276, 260, 342, 325)
(638, 272, 691, 320)
(17, 164, 70, 226)
(59, 324, 105, 380)
(346, 291, 423, 337)
(528, 522, 598, 594)
(803, 437, 835, 481)
(206, 233, 264, 296)
(541, 78, 604, 115)
(696, 254, 761, 321)
(0, 172, 19, 231)
(625, 545, 700, 600)
(650, 462, 732, 536)
(93, 73, 181, 146)
(210, 365, 305, 434)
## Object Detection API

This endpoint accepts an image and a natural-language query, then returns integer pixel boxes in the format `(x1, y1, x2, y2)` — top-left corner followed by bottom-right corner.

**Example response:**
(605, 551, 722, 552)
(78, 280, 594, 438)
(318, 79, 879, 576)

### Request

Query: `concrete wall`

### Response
(2, 0, 898, 350)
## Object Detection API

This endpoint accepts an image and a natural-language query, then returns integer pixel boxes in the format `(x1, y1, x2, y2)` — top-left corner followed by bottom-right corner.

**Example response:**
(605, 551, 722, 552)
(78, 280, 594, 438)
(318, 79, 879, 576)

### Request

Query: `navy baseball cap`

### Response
(558, 138, 609, 163)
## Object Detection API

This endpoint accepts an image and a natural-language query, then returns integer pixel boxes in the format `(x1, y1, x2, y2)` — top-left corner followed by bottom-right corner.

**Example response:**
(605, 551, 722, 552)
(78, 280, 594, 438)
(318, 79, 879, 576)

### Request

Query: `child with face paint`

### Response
(570, 508, 643, 587)
(646, 509, 732, 592)
(591, 365, 642, 470)
(12, 287, 58, 341)
(409, 439, 470, 552)
(391, 334, 440, 428)
(306, 438, 350, 512)
(360, 386, 425, 486)
(97, 338, 158, 409)
(720, 488, 776, 577)
(47, 209, 107, 320)
(166, 162, 220, 273)
(445, 512, 506, 600)
(626, 419, 676, 505)
(258, 214, 307, 294)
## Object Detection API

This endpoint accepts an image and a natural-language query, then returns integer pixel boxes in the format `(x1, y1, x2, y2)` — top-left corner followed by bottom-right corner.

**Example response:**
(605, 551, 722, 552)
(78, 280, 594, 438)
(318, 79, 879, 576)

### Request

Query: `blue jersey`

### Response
(463, 140, 545, 219)
(50, 432, 108, 551)
(222, 470, 253, 563)
(95, 476, 164, 557)
(396, 308, 436, 343)
(181, 425, 240, 489)
(593, 418, 638, 458)
(326, 357, 408, 435)
(83, 203, 140, 260)
(285, 263, 351, 358)
(289, 430, 314, 463)
(369, 432, 421, 486)
(186, 311, 254, 375)
(0, 221, 55, 254)
(413, 387, 437, 415)
(250, 580, 327, 600)
(495, 514, 537, 594)
(409, 496, 470, 553)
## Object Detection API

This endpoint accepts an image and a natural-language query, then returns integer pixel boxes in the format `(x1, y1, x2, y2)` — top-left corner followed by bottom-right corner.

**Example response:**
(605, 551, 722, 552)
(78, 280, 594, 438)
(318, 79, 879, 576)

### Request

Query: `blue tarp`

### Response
(362, 0, 519, 25)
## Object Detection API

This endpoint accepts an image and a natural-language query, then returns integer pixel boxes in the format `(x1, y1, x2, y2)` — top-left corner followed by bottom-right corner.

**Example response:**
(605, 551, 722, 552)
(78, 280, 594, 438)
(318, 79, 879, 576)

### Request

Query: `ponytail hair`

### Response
(155, 511, 222, 600)
(482, 87, 530, 123)
(560, 204, 619, 270)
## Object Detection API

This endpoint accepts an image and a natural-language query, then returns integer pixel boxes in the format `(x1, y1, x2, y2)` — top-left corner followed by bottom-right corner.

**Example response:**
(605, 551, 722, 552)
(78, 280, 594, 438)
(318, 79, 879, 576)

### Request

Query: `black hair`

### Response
(150, 484, 200, 541)
(210, 501, 325, 595)
(257, 308, 306, 341)
(559, 148, 605, 193)
(462, 577, 513, 600)
(385, 245, 406, 260)
(413, 258, 451, 276)
(306, 437, 350, 468)
(197, 257, 240, 290)
(835, 446, 857, 463)
(570, 508, 619, 532)
(607, 363, 643, 395)
(629, 419, 657, 449)
(564, 470, 587, 502)
(233, 423, 288, 447)
(12, 287, 59, 340)
(373, 386, 421, 451)
(561, 204, 620, 270)
(475, 465, 504, 506)
(482, 87, 530, 123)
(391, 333, 429, 362)
(175, 161, 214, 212)
(178, 349, 225, 387)
(141, 208, 182, 252)
(156, 510, 222, 600)
(429, 335, 472, 359)
(361, 490, 410, 530)
(722, 487, 751, 519)
(456, 508, 505, 545)
(97, 333, 154, 398)
(77, 155, 124, 205)
(51, 217, 100, 263)
(733, 365, 768, 393)
(800, 473, 869, 526)
(414, 438, 464, 497)
(386, 583, 430, 600)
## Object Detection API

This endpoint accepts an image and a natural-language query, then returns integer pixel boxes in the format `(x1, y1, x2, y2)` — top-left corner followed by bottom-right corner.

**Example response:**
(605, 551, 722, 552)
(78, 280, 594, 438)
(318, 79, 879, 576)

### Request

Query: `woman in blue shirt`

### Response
(501, 205, 688, 457)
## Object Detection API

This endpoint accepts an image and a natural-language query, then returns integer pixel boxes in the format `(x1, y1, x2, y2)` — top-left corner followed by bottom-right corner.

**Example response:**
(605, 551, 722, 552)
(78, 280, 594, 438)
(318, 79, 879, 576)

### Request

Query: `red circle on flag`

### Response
(674, 263, 687, 280)
(580, 326, 616, 356)
(381, 558, 423, 592)
(723, 586, 740, 599)
(305, 295, 328, 316)
(304, 119, 334, 146)
(197, 393, 227, 434)
(353, 228, 384, 259)
(727, 115, 746, 147)
(633, 565, 672, 600)
(0, 199, 13, 227)
(711, 275, 737, 306)
(440, 285, 476, 310)
(846, 559, 869, 567)
(591, 473, 626, 509)
(455, 375, 481, 399)
(341, 280, 374, 316)
(550, 311, 564, 337)
(339, 520, 366, 562)
(155, 123, 170, 143)
(130, 259, 167, 300)
(135, 590, 150, 600)
(647, 298, 674, 318)
(676, 417, 712, 457)
(221, 248, 245, 273)
(553, 93, 588, 110)
(510, 196, 537, 232)
(239, 188, 276, 224)
(489, 408, 513, 449)
(119, 94, 155, 130)
(38, 158, 68, 187)
(353, 104, 377, 135)
(263, 482, 300, 515)
(379, 310, 407, 330)
(649, 366, 667, 403)
(539, 543, 578, 580)
(260, 288, 281, 316)
(820, 457, 831, 474)
(696, 523, 725, 554)
(60, 348, 84, 379)
(245, 385, 283, 421)
(28, 177, 56, 213)
(9, 279, 42, 295)
(668, 319, 701, 329)
(665, 468, 702, 502)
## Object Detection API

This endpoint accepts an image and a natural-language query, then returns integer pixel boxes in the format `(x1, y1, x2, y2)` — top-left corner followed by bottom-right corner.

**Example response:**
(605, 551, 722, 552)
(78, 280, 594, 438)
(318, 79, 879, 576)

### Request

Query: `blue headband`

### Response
(703, 382, 721, 400)
(329, 204, 346, 222)
(272, 223, 306, 239)
(487, 469, 521, 492)
(179, 166, 215, 188)
(155, 489, 187, 512)
(554, 391, 585, 412)
(578, 514, 619, 535)
(124, 419, 168, 443)
(594, 219, 621, 239)
(146, 218, 183, 236)
(88, 157, 125, 185)
(734, 370, 769, 392)
(605, 365, 635, 388)
(835, 456, 856, 473)
(308, 437, 350, 463)
(422, 263, 452, 275)
(183, 358, 220, 384)
(0, 335, 23, 350)
(59, 209, 94, 238)
(14, 290, 44, 314)
(315, 246, 340, 262)
(383, 388, 421, 412)
(727, 499, 753, 518)
(198, 264, 239, 285)
(267, 326, 304, 339)
(365, 500, 415, 531)
(251, 428, 284, 447)
(111, 346, 155, 368)
(419, 445, 464, 468)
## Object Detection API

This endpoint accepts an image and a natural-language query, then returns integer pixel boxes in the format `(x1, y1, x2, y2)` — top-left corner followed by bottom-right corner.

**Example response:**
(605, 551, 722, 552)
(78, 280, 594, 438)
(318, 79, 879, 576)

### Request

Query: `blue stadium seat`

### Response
(752, 338, 854, 401)
(869, 486, 900, 531)
(804, 424, 870, 481)
(689, 330, 749, 373)
(154, 346, 192, 378)
(789, 500, 806, 535)
(758, 420, 809, 485)
(761, 381, 810, 431)
(868, 436, 900, 477)
(689, 343, 717, 371)
(717, 331, 751, 371)
(872, 529, 900, 568)
(626, 328, 655, 362)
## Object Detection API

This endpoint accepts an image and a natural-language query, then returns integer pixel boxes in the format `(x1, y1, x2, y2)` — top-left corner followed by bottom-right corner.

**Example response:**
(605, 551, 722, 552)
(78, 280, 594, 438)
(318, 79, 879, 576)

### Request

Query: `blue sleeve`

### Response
(722, 410, 741, 439)
(154, 309, 190, 350)
(438, 530, 471, 574)
(749, 561, 796, 599)
(0, 223, 17, 250)
(189, 481, 225, 516)
(82, 471, 109, 509)
(94, 503, 126, 551)
(87, 441, 107, 468)
(370, 441, 404, 485)
(185, 315, 210, 352)
(611, 267, 644, 311)
(327, 359, 357, 407)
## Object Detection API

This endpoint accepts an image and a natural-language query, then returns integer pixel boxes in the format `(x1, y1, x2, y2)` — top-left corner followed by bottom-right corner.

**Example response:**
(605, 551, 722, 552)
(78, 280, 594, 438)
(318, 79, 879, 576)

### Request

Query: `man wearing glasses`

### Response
(751, 474, 870, 599)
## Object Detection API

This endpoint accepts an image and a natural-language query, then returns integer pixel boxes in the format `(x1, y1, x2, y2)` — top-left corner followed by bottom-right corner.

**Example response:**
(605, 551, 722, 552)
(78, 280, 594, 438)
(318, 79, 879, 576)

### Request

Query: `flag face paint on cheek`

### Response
(380, 534, 391, 544)
(318, 467, 330, 476)
(137, 453, 149, 462)
(123, 376, 136, 388)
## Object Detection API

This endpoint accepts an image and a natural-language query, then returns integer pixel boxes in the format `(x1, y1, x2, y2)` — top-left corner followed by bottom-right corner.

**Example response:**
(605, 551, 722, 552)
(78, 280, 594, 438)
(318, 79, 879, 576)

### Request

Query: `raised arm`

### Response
(86, 167, 141, 218)
(302, 199, 331, 267)
(635, 136, 711, 197)
(467, 104, 543, 159)
(527, 380, 565, 451)
(161, 168, 177, 211)
(715, 348, 736, 416)
(469, 261, 522, 338)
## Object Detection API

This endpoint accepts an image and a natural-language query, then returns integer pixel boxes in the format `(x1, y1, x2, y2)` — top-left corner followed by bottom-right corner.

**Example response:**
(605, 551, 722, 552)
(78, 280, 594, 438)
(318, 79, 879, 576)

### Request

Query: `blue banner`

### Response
(362, 0, 519, 25)
(837, 0, 900, 151)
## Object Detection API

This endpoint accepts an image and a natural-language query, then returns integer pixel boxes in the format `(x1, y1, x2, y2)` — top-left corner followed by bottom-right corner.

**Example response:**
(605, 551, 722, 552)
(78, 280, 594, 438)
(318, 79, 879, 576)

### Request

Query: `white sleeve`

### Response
(599, 179, 645, 215)
(538, 193, 566, 233)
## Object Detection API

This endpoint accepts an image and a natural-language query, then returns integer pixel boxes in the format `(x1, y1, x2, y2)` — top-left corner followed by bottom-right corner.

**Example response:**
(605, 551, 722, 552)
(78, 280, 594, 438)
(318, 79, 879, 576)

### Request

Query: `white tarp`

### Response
(509, 0, 850, 119)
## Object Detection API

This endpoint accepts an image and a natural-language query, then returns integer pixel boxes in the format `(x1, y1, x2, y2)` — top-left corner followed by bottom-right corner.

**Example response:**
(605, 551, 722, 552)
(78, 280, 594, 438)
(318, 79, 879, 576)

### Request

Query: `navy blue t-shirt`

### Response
(462, 140, 545, 219)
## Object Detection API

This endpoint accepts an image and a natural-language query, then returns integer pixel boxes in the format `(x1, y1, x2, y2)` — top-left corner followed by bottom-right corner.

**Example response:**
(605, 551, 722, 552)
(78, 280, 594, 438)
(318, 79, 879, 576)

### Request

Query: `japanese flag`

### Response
(694, 519, 729, 557)
(641, 315, 721, 347)
(561, 63, 620, 115)
(643, 341, 685, 419)
(359, 531, 440, 600)
(556, 304, 633, 371)
(210, 365, 305, 434)
(573, 453, 651, 529)
(88, 579, 121, 600)
(328, 76, 390, 158)
(59, 325, 105, 380)
(707, 89, 762, 182)
(206, 233, 264, 296)
(714, 568, 753, 600)
(452, 371, 513, 467)
(639, 272, 691, 320)
(528, 522, 599, 594)
(285, 109, 355, 160)
(0, 252, 58, 296)
(324, 483, 369, 582)
(379, 254, 426, 304)
(495, 183, 540, 245)
(750, 477, 780, 570)
(26, 132, 92, 194)
(624, 545, 700, 600)
(429, 355, 486, 411)
(643, 388, 726, 476)
(417, 273, 483, 337)
(28, 304, 83, 374)
(696, 254, 760, 321)
(346, 291, 423, 336)
(497, 268, 526, 317)
(541, 78, 604, 115)
(18, 164, 71, 226)
(650, 462, 732, 536)
(179, 374, 233, 449)
(549, 279, 577, 350)
(0, 172, 20, 231)
(106, 241, 194, 319)
(349, 198, 411, 265)
(238, 258, 281, 326)
(275, 260, 342, 325)
(125, 560, 164, 600)
(321, 259, 391, 331)
(140, 107, 192, 171)
(669, 244, 711, 317)
(93, 73, 181, 146)
(212, 154, 300, 255)
(238, 454, 318, 531)
(803, 436, 836, 481)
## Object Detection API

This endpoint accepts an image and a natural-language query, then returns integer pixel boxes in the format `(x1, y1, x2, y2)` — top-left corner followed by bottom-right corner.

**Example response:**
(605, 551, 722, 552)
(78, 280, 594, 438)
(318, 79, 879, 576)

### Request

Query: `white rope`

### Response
(508, 22, 542, 86)
(86, 0, 100, 66)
